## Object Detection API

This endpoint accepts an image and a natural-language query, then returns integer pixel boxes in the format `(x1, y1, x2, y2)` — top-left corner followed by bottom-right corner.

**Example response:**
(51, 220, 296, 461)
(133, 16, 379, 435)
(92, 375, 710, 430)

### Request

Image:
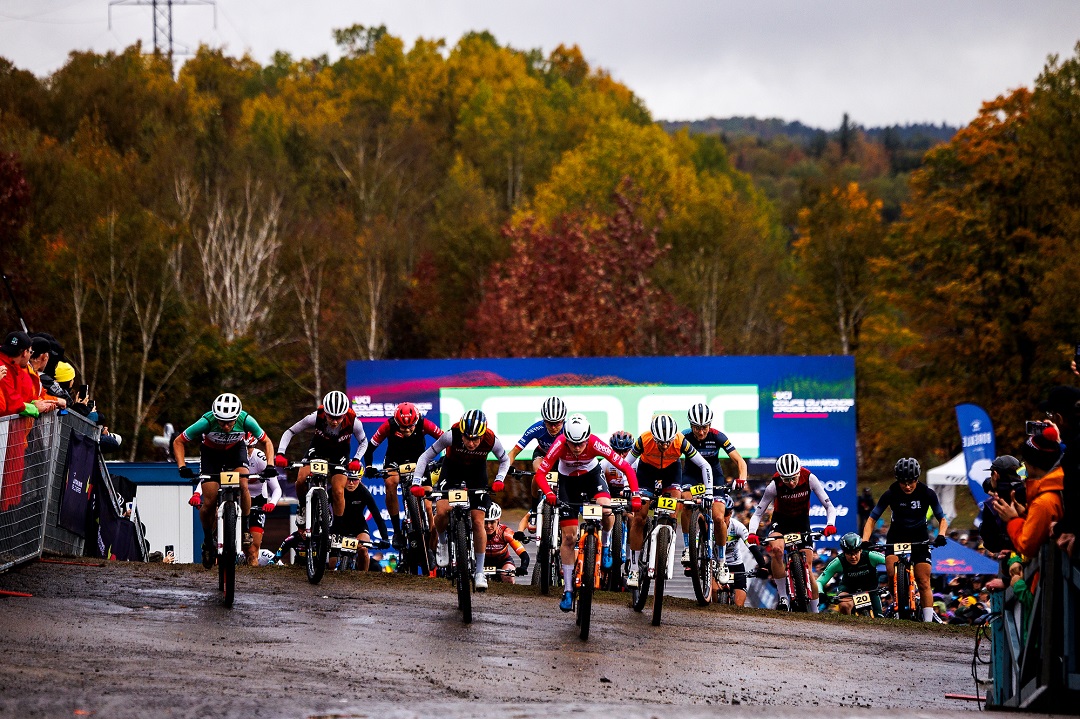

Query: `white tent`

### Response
(926, 453, 969, 519)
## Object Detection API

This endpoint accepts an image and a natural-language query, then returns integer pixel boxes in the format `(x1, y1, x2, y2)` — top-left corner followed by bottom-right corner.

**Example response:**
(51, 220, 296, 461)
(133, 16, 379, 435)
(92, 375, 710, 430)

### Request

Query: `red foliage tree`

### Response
(467, 189, 695, 357)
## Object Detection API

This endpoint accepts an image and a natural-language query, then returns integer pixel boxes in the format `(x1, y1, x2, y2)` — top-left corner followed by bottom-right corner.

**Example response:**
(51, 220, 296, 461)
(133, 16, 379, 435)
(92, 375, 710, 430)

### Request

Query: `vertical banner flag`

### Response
(59, 431, 96, 535)
(955, 403, 993, 507)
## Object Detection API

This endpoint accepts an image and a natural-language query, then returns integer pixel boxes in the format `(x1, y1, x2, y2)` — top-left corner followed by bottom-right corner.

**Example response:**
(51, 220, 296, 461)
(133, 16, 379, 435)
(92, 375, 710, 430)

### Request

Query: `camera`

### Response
(1026, 420, 1048, 436)
(984, 475, 1026, 505)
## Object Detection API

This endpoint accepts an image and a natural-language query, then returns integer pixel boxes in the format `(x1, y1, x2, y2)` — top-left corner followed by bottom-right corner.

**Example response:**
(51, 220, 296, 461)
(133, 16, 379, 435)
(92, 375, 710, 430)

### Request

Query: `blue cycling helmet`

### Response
(609, 430, 634, 452)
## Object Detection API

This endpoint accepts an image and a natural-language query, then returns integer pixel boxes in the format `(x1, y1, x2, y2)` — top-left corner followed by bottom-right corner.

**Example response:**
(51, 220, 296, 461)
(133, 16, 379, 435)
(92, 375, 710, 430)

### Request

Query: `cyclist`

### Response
(482, 503, 530, 583)
(508, 397, 566, 535)
(331, 470, 391, 571)
(536, 413, 641, 611)
(174, 393, 276, 569)
(626, 414, 716, 588)
(682, 403, 746, 577)
(860, 457, 948, 622)
(411, 409, 511, 591)
(720, 496, 766, 607)
(274, 390, 369, 533)
(746, 453, 837, 612)
(362, 402, 443, 547)
(600, 430, 635, 496)
(242, 440, 281, 566)
(816, 532, 887, 616)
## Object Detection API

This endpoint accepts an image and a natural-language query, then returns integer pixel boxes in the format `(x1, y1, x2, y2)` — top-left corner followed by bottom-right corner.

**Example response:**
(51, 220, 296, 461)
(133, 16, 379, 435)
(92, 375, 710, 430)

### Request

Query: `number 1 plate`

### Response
(581, 504, 602, 519)
(218, 471, 241, 487)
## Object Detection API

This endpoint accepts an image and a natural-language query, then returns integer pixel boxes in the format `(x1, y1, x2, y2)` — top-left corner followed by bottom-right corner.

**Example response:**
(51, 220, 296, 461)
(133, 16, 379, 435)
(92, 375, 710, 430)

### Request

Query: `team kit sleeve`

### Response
(534, 437, 565, 495)
(594, 437, 639, 492)
(243, 414, 267, 441)
(683, 444, 714, 492)
(351, 419, 369, 462)
(263, 475, 283, 506)
(413, 432, 452, 482)
(816, 557, 842, 594)
(423, 418, 444, 439)
(491, 435, 510, 482)
(926, 486, 947, 520)
(808, 473, 837, 527)
(868, 489, 892, 522)
(180, 416, 211, 443)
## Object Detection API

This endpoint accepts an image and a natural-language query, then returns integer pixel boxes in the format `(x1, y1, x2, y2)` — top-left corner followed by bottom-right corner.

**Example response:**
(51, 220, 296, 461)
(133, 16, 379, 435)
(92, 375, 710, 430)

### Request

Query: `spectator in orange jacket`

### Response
(0, 331, 54, 417)
(993, 428, 1065, 558)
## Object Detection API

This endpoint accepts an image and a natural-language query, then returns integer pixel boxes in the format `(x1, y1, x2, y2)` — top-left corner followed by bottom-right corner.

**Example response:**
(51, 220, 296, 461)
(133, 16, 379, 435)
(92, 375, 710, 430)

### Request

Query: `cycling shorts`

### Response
(335, 512, 370, 538)
(249, 497, 269, 533)
(768, 517, 812, 537)
(724, 562, 747, 591)
(304, 445, 348, 470)
(484, 550, 513, 567)
(682, 457, 722, 486)
(558, 466, 610, 524)
(637, 461, 681, 492)
(199, 444, 249, 478)
(884, 531, 931, 565)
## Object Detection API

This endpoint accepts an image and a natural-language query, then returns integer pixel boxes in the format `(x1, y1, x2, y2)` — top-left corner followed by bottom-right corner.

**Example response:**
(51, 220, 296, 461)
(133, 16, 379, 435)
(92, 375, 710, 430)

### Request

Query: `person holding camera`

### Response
(991, 426, 1064, 558)
(978, 455, 1021, 555)
(1040, 385, 1080, 558)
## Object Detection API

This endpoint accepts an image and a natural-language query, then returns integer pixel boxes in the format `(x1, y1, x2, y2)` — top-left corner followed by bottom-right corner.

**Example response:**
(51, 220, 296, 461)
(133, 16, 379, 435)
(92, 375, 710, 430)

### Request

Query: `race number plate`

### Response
(609, 497, 627, 508)
(218, 471, 241, 487)
(309, 459, 329, 476)
(690, 484, 706, 497)
(581, 504, 603, 519)
(340, 537, 359, 551)
(893, 542, 912, 554)
(448, 489, 469, 506)
(546, 472, 559, 487)
(656, 496, 678, 512)
(783, 532, 803, 544)
(398, 463, 416, 475)
(853, 592, 872, 609)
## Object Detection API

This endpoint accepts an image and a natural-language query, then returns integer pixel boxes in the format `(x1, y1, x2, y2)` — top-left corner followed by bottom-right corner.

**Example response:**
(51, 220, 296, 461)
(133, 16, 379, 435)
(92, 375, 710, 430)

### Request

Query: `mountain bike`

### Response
(870, 540, 931, 620)
(524, 471, 562, 596)
(715, 567, 749, 606)
(482, 566, 518, 583)
(292, 459, 337, 585)
(632, 490, 678, 626)
(432, 485, 488, 624)
(683, 483, 719, 606)
(375, 462, 432, 576)
(332, 536, 390, 572)
(764, 530, 823, 612)
(827, 587, 887, 617)
(605, 488, 630, 592)
(198, 471, 242, 608)
(562, 497, 605, 641)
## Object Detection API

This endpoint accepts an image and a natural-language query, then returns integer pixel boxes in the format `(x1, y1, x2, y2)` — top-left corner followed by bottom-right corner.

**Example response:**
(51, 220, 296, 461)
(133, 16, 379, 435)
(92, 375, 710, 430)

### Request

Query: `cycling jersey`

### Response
(599, 456, 630, 487)
(514, 421, 562, 457)
(484, 522, 525, 561)
(748, 468, 836, 535)
(181, 410, 266, 450)
(535, 435, 638, 495)
(363, 417, 443, 467)
(336, 480, 388, 539)
(278, 406, 368, 463)
(631, 431, 714, 491)
(682, 427, 737, 483)
(414, 426, 510, 489)
(723, 517, 753, 567)
(869, 481, 945, 542)
(816, 550, 887, 594)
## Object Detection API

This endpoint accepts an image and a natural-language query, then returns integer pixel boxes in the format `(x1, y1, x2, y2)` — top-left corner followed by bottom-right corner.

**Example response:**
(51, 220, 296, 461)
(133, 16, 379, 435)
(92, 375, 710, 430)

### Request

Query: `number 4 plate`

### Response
(448, 489, 469, 505)
(398, 463, 416, 475)
(853, 592, 872, 608)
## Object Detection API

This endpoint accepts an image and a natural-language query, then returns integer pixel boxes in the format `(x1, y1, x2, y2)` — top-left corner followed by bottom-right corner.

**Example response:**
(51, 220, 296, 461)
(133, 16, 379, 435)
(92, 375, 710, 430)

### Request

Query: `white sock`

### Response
(776, 580, 790, 601)
(629, 551, 640, 570)
(475, 552, 485, 572)
(922, 607, 935, 622)
(808, 598, 819, 613)
(562, 564, 574, 589)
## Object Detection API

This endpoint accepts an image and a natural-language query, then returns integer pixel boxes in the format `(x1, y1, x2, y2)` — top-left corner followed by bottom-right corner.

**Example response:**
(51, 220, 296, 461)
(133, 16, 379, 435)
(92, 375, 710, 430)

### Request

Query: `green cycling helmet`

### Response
(839, 532, 862, 553)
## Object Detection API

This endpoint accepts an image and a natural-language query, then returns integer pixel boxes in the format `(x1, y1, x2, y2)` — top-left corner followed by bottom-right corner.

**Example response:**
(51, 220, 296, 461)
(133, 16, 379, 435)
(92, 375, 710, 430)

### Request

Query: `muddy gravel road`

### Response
(0, 559, 986, 718)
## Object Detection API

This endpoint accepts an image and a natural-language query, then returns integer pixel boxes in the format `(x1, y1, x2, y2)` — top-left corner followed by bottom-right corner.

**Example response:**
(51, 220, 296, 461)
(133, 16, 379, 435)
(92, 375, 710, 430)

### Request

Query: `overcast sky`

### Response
(2, 0, 1078, 129)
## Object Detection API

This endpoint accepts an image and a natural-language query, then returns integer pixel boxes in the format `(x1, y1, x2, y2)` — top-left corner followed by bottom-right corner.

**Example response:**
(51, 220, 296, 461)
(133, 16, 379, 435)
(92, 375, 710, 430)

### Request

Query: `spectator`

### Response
(857, 487, 875, 529)
(27, 337, 66, 408)
(980, 455, 1021, 555)
(993, 428, 1064, 558)
(1039, 386, 1080, 557)
(0, 331, 55, 418)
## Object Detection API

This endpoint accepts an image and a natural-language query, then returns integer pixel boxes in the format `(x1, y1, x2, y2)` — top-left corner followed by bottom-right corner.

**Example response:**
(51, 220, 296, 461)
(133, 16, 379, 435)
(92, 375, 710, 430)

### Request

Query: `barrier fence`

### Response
(0, 409, 138, 574)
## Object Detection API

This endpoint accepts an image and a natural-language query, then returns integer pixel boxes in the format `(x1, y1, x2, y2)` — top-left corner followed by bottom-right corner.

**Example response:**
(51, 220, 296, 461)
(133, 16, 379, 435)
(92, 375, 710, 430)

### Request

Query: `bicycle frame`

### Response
(214, 473, 243, 561)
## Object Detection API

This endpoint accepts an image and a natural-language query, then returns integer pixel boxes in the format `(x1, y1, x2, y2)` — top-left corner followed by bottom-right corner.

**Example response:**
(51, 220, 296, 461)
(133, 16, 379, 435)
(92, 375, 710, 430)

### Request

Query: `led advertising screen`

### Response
(346, 355, 857, 539)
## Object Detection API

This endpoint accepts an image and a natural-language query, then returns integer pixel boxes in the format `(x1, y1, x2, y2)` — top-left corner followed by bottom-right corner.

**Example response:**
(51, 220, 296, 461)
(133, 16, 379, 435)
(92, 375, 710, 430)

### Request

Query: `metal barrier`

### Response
(989, 542, 1080, 710)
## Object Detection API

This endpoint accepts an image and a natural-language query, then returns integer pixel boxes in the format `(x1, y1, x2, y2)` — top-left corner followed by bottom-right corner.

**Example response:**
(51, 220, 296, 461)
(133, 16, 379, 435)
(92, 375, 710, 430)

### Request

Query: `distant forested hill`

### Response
(660, 116, 958, 146)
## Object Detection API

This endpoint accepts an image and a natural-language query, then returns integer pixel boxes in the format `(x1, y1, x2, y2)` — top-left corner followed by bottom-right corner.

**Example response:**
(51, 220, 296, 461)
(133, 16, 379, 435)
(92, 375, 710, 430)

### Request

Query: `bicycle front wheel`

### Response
(220, 501, 237, 608)
(688, 508, 712, 606)
(306, 492, 329, 584)
(538, 504, 555, 596)
(631, 522, 653, 612)
(788, 551, 809, 612)
(896, 563, 916, 620)
(578, 531, 597, 640)
(651, 528, 670, 626)
(404, 492, 431, 576)
(454, 516, 472, 624)
(606, 511, 624, 592)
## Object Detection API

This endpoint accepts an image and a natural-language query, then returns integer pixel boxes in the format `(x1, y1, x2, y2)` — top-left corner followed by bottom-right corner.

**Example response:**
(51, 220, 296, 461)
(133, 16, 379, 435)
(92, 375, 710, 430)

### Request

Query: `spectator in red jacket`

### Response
(0, 330, 57, 511)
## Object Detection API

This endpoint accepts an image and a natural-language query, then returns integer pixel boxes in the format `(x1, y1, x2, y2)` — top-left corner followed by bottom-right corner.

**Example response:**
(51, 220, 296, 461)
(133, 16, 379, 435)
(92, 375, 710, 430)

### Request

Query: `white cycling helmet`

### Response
(564, 413, 591, 443)
(322, 390, 350, 418)
(212, 393, 242, 422)
(687, 403, 714, 428)
(540, 396, 567, 423)
(650, 414, 678, 443)
(257, 548, 276, 566)
(485, 502, 502, 523)
(248, 448, 267, 475)
(776, 453, 802, 480)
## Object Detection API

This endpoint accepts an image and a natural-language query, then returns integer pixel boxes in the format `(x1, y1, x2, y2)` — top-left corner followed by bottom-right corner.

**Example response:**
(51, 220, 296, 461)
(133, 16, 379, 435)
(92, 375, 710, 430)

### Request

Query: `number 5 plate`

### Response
(581, 504, 602, 519)
(853, 592, 872, 608)
(448, 489, 469, 506)
(783, 532, 803, 544)
(218, 471, 241, 487)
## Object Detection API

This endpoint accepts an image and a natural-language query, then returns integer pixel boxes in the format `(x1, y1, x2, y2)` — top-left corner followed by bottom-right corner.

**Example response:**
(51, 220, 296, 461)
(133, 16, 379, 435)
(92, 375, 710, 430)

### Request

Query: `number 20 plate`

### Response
(448, 489, 469, 506)
(218, 472, 241, 487)
(852, 592, 872, 608)
(783, 532, 803, 544)
(581, 504, 602, 519)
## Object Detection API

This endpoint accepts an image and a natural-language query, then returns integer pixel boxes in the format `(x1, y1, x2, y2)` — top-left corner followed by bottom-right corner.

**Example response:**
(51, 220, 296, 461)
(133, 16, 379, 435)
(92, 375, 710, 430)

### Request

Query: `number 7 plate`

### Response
(218, 472, 241, 487)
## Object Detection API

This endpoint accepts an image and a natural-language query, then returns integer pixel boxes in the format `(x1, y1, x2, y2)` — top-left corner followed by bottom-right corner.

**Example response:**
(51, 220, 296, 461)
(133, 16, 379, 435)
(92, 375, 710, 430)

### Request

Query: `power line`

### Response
(107, 0, 216, 62)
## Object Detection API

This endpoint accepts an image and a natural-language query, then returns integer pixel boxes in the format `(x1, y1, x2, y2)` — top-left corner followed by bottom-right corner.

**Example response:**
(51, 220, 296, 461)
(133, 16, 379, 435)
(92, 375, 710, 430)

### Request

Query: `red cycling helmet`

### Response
(394, 402, 420, 428)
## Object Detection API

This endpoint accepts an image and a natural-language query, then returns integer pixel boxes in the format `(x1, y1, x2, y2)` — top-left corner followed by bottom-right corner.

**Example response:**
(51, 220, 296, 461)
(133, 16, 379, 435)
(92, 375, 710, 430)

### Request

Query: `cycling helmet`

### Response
(894, 457, 921, 482)
(540, 396, 567, 423)
(322, 390, 350, 418)
(776, 453, 802, 480)
(650, 414, 678, 444)
(257, 548, 276, 566)
(687, 403, 714, 428)
(722, 494, 734, 512)
(394, 402, 420, 428)
(839, 532, 862, 553)
(564, 413, 591, 443)
(458, 409, 487, 439)
(609, 430, 634, 452)
(212, 393, 242, 422)
(248, 448, 268, 475)
(485, 502, 502, 523)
